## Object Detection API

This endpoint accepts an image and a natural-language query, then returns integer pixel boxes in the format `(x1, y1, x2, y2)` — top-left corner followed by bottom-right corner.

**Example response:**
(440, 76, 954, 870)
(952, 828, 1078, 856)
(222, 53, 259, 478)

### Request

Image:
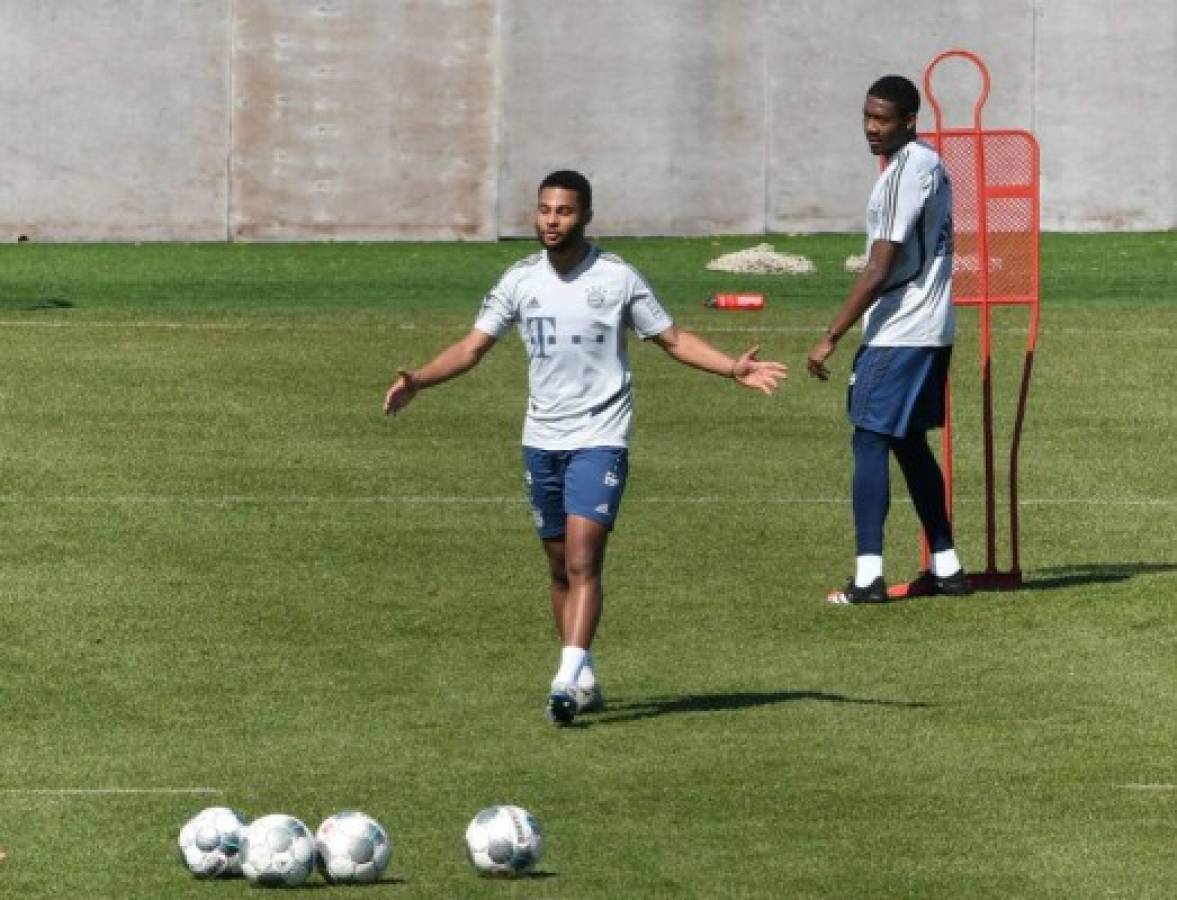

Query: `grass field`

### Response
(0, 233, 1173, 898)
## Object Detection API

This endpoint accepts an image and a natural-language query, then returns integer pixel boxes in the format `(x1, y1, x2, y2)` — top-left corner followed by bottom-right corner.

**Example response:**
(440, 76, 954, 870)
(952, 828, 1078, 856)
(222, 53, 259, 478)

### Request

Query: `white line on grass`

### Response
(1020, 498, 1176, 507)
(0, 495, 1169, 507)
(0, 320, 251, 330)
(680, 325, 1171, 336)
(0, 787, 222, 796)
(0, 320, 420, 332)
(1120, 784, 1177, 791)
(0, 494, 523, 505)
(0, 319, 1159, 336)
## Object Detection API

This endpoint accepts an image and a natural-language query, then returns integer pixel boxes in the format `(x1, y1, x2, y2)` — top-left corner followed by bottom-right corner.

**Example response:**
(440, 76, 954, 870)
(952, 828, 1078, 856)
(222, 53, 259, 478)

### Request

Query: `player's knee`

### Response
(563, 552, 602, 581)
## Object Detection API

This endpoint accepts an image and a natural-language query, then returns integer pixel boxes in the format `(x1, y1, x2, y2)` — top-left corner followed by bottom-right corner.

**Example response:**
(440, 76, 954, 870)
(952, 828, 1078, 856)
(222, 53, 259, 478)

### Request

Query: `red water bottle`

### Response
(705, 292, 765, 310)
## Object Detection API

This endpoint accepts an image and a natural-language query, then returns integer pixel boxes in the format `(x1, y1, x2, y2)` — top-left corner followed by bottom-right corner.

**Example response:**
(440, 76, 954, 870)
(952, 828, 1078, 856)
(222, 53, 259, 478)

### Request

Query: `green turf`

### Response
(0, 234, 1173, 897)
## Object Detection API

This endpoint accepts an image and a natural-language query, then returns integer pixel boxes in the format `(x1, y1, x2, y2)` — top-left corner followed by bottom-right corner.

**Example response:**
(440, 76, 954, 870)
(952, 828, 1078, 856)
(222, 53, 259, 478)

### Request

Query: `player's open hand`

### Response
(382, 369, 418, 415)
(732, 346, 789, 394)
(806, 337, 836, 381)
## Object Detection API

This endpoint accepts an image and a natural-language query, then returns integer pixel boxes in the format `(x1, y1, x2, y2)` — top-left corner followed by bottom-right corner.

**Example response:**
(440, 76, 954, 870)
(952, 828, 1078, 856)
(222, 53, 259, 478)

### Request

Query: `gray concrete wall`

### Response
(231, 0, 499, 240)
(0, 0, 230, 240)
(1036, 0, 1177, 231)
(499, 0, 767, 237)
(0, 0, 1171, 239)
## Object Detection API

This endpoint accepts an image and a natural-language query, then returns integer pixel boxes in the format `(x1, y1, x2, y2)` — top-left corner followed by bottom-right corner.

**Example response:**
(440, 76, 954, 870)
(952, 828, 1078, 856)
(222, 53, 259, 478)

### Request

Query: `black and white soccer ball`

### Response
(177, 806, 247, 878)
(464, 805, 543, 877)
(315, 810, 392, 884)
(240, 813, 316, 887)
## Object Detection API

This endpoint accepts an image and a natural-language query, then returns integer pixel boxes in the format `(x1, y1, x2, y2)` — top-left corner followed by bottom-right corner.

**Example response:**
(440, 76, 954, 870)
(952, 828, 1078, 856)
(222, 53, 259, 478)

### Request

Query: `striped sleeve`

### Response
(472, 272, 520, 339)
(876, 149, 927, 244)
(624, 267, 673, 339)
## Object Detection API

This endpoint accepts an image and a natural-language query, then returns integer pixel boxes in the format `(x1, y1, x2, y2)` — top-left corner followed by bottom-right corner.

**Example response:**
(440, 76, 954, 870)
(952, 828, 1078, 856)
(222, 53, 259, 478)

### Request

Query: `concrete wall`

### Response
(1036, 0, 1177, 230)
(0, 1, 229, 240)
(231, 0, 499, 240)
(0, 0, 1171, 239)
(499, 0, 767, 237)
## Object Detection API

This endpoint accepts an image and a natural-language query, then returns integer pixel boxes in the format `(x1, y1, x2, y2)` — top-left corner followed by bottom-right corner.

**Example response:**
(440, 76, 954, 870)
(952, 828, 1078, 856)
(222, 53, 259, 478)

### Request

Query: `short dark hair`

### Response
(539, 170, 592, 211)
(868, 75, 920, 117)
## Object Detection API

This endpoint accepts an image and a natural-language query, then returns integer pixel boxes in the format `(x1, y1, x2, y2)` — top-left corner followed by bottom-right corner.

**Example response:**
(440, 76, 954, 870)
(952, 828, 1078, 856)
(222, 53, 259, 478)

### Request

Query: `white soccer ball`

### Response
(240, 813, 316, 887)
(177, 806, 247, 878)
(315, 810, 392, 884)
(464, 805, 543, 877)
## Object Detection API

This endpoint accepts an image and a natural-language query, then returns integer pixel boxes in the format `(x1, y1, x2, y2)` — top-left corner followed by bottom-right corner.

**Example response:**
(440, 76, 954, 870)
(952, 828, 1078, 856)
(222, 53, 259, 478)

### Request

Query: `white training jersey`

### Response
(862, 139, 955, 347)
(473, 245, 674, 450)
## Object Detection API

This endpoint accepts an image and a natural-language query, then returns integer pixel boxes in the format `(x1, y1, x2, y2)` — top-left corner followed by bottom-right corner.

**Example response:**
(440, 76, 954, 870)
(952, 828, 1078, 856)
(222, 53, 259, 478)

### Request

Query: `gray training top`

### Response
(474, 245, 674, 450)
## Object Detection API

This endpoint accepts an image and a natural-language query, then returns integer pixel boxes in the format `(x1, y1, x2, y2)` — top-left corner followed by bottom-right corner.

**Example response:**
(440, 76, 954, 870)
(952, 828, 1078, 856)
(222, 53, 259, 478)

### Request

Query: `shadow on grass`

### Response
(0, 297, 73, 310)
(888, 562, 1177, 600)
(592, 690, 930, 725)
(449, 872, 557, 883)
(275, 876, 411, 890)
(1021, 562, 1177, 591)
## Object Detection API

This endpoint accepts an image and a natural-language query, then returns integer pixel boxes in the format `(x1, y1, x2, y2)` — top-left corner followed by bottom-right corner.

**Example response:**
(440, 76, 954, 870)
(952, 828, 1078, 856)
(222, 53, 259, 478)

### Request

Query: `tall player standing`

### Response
(806, 76, 970, 604)
(383, 170, 788, 725)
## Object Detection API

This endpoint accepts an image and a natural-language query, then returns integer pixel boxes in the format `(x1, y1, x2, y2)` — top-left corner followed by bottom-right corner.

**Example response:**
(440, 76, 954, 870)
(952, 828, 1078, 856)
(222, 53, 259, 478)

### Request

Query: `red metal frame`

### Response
(889, 50, 1041, 598)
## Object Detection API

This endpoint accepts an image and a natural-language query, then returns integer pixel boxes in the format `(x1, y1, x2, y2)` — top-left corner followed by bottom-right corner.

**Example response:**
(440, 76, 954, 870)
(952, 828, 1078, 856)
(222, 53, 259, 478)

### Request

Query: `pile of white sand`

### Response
(706, 243, 814, 275)
(843, 253, 867, 273)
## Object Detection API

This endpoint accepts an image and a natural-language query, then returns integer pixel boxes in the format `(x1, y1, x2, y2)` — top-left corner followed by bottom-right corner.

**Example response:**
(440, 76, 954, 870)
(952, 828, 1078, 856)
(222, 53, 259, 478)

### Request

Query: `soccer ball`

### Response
(464, 805, 543, 877)
(177, 806, 247, 878)
(315, 810, 392, 884)
(240, 813, 316, 887)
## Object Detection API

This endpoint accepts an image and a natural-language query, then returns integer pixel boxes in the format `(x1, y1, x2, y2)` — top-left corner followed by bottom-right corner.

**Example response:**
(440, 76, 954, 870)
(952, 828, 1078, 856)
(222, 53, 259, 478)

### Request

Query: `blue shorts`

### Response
(847, 345, 952, 437)
(522, 446, 629, 540)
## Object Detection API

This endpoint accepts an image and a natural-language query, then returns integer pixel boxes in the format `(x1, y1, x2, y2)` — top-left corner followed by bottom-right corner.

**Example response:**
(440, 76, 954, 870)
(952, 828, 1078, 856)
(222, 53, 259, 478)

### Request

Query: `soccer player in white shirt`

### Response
(806, 76, 970, 605)
(384, 170, 787, 723)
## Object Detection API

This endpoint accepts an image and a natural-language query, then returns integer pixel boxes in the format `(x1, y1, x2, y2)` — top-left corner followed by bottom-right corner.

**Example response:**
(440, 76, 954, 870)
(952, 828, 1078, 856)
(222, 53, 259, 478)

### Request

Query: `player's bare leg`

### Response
(541, 537, 571, 642)
(545, 515, 609, 723)
(543, 531, 606, 714)
(562, 515, 608, 648)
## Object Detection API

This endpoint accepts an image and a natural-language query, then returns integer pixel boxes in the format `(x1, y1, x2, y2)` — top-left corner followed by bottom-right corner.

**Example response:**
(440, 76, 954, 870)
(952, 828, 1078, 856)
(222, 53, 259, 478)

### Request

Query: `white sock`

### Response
(553, 646, 587, 690)
(576, 652, 597, 689)
(855, 555, 883, 588)
(932, 549, 962, 578)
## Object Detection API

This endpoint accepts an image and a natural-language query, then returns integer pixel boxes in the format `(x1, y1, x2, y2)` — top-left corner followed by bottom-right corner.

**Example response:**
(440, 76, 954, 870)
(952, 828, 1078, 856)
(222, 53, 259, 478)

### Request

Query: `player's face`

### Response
(863, 95, 916, 157)
(535, 187, 590, 252)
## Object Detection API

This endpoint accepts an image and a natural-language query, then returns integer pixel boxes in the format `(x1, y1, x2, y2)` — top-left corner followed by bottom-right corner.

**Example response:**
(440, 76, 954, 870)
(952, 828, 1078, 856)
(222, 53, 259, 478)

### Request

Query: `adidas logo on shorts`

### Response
(594, 503, 610, 515)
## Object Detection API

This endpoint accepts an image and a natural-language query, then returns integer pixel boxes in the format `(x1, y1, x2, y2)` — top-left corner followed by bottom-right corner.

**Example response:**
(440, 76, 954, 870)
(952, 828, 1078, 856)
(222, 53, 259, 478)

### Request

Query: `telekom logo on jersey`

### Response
(525, 316, 608, 359)
(525, 316, 557, 358)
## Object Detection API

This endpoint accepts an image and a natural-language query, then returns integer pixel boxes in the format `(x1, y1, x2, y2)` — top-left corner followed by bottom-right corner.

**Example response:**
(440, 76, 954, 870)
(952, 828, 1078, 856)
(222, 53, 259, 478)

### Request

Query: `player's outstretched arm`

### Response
(806, 239, 897, 381)
(651, 326, 788, 395)
(383, 328, 497, 415)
